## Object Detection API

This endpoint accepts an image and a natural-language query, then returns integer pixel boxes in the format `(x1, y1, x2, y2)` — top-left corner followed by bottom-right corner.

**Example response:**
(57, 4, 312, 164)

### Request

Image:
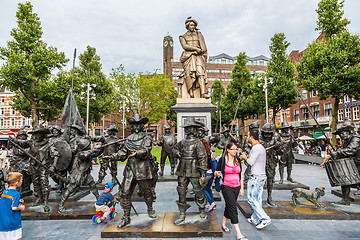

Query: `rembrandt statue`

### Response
(179, 17, 209, 99)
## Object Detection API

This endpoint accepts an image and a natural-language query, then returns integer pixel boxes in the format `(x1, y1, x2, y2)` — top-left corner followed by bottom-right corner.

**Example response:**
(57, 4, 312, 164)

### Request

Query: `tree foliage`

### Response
(316, 0, 350, 38)
(297, 0, 360, 144)
(0, 2, 68, 126)
(222, 53, 265, 138)
(110, 66, 177, 126)
(56, 46, 115, 130)
(266, 33, 297, 123)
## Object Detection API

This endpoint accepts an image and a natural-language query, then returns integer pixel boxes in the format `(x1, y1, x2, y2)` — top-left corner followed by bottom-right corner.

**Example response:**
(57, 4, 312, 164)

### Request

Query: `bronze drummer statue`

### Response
(173, 117, 207, 224)
(321, 120, 360, 205)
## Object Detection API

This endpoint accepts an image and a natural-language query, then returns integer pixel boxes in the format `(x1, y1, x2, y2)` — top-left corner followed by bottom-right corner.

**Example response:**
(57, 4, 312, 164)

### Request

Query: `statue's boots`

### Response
(43, 191, 50, 213)
(170, 166, 175, 176)
(117, 208, 131, 228)
(196, 196, 207, 219)
(354, 186, 360, 196)
(159, 165, 165, 177)
(146, 200, 157, 218)
(174, 202, 191, 225)
(201, 93, 210, 99)
(199, 208, 206, 219)
(336, 187, 351, 205)
(279, 168, 284, 184)
(287, 169, 295, 183)
(267, 197, 277, 207)
(31, 190, 43, 207)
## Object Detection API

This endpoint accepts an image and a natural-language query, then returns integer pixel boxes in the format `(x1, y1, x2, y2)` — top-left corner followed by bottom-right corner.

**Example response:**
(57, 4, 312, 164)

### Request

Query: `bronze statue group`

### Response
(2, 114, 360, 232)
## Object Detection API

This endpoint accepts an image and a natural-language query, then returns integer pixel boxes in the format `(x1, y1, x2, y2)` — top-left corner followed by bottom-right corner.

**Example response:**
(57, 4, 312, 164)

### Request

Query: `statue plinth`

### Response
(172, 98, 216, 142)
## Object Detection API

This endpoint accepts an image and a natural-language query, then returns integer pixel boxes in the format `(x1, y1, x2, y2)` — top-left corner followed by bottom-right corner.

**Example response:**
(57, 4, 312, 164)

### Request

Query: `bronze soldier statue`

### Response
(0, 169, 5, 196)
(92, 124, 122, 183)
(106, 114, 157, 228)
(10, 126, 55, 212)
(58, 137, 101, 213)
(158, 125, 177, 176)
(276, 122, 301, 184)
(48, 125, 72, 194)
(179, 17, 209, 98)
(321, 120, 360, 205)
(217, 126, 238, 151)
(173, 117, 207, 224)
(9, 126, 32, 197)
(259, 123, 280, 207)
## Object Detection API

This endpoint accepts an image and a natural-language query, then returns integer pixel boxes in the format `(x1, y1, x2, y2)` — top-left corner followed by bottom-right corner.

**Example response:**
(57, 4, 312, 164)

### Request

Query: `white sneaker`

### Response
(247, 218, 253, 224)
(205, 204, 210, 209)
(209, 202, 216, 212)
(256, 219, 271, 229)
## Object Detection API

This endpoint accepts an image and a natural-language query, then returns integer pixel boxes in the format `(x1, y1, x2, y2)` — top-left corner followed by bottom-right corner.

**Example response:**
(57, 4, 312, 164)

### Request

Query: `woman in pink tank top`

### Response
(215, 142, 247, 240)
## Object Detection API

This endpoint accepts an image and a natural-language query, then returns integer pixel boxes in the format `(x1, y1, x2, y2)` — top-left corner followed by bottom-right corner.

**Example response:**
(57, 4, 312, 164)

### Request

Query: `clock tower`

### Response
(163, 32, 173, 77)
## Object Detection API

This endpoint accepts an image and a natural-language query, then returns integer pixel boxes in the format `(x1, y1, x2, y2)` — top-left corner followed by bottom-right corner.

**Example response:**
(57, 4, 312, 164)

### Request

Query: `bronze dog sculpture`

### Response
(291, 187, 325, 209)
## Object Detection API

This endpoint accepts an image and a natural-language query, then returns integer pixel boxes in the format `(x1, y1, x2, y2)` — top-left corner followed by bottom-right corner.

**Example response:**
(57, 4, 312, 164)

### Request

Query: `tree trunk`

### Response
(272, 108, 277, 124)
(331, 98, 339, 146)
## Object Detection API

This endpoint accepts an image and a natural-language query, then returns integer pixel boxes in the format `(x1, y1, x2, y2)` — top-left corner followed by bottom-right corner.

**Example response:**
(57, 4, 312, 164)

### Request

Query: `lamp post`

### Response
(259, 77, 273, 123)
(81, 83, 96, 135)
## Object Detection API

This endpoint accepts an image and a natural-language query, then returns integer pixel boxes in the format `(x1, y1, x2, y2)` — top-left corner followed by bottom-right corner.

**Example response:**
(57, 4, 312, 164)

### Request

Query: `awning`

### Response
(0, 135, 9, 140)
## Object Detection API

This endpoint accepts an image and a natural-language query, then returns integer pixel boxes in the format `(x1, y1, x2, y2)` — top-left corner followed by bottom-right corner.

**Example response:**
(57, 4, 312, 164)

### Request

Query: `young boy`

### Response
(95, 182, 118, 223)
(0, 172, 25, 240)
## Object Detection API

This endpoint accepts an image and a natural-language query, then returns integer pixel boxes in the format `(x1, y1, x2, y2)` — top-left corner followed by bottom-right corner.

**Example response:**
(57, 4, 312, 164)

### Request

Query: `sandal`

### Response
(236, 237, 248, 240)
(221, 226, 230, 233)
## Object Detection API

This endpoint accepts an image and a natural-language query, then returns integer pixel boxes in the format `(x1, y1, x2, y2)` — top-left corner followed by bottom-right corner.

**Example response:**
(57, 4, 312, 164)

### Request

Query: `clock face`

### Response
(169, 41, 173, 47)
(164, 41, 168, 47)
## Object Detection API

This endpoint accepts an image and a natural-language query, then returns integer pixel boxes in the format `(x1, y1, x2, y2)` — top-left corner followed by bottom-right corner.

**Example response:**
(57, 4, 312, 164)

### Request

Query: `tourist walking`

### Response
(241, 130, 271, 230)
(215, 142, 247, 240)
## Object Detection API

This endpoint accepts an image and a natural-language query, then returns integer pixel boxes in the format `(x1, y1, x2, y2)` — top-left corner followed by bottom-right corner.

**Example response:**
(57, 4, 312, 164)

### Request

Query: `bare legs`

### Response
(222, 216, 246, 239)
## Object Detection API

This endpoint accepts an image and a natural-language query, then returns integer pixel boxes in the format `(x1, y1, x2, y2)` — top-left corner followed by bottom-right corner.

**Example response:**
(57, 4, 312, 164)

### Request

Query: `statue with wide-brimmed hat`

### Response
(173, 116, 208, 224)
(105, 113, 157, 228)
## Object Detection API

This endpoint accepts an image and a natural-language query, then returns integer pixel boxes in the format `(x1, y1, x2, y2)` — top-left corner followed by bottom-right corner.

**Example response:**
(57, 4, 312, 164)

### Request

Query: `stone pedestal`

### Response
(172, 98, 216, 142)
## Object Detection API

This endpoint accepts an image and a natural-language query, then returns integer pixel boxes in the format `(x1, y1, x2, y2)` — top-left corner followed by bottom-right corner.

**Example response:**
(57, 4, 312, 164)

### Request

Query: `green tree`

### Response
(110, 66, 177, 126)
(56, 46, 115, 134)
(0, 2, 68, 126)
(210, 79, 225, 133)
(266, 33, 297, 123)
(222, 52, 264, 140)
(297, 0, 360, 145)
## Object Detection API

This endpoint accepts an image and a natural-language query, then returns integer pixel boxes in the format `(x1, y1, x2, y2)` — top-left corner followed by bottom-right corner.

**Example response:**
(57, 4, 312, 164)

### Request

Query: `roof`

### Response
(208, 53, 269, 62)
(164, 32, 172, 38)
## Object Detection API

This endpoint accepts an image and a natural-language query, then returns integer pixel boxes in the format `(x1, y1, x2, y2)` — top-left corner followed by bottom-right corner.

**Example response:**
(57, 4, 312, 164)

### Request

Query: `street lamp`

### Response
(81, 83, 96, 135)
(259, 77, 273, 123)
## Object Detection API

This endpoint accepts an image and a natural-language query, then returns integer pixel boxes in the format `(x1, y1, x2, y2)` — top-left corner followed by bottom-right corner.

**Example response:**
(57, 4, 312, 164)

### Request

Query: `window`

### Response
(338, 109, 344, 122)
(174, 87, 180, 95)
(95, 129, 101, 136)
(324, 103, 332, 117)
(0, 119, 3, 126)
(312, 90, 318, 97)
(172, 76, 179, 80)
(302, 90, 307, 99)
(339, 98, 343, 104)
(221, 69, 232, 73)
(11, 118, 14, 126)
(172, 68, 183, 72)
(207, 77, 216, 81)
(294, 109, 299, 121)
(22, 118, 26, 126)
(353, 107, 359, 120)
(303, 108, 309, 120)
(281, 112, 287, 122)
(0, 108, 3, 115)
(344, 95, 350, 103)
(1, 97, 4, 103)
(207, 69, 220, 73)
(221, 78, 232, 82)
(207, 87, 211, 96)
(345, 108, 351, 120)
(11, 109, 15, 115)
(313, 105, 320, 118)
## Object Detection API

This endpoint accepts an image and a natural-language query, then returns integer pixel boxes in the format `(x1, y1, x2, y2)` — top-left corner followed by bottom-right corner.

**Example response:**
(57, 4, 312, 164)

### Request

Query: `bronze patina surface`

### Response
(101, 212, 222, 238)
(332, 189, 360, 203)
(22, 201, 105, 220)
(23, 188, 90, 203)
(237, 200, 360, 220)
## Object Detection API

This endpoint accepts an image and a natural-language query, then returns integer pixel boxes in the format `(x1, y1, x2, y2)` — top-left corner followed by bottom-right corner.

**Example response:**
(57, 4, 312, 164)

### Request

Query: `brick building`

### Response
(280, 34, 359, 138)
(162, 33, 269, 131)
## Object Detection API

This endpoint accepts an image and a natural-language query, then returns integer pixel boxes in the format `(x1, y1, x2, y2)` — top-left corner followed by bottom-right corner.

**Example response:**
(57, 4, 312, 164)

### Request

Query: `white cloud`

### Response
(0, 0, 359, 75)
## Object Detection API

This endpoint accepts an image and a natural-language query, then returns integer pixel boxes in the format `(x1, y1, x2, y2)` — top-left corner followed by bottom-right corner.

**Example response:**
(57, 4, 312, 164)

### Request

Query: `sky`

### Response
(0, 0, 359, 76)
